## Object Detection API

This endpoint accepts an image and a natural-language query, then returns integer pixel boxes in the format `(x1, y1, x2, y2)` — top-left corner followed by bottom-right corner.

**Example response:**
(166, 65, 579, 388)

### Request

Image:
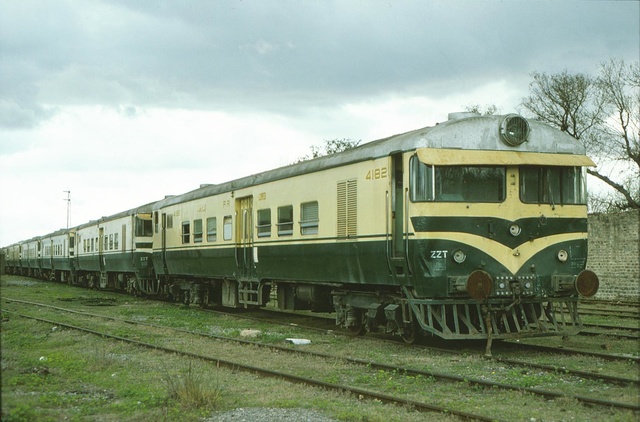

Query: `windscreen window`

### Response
(520, 166, 586, 205)
(410, 156, 505, 203)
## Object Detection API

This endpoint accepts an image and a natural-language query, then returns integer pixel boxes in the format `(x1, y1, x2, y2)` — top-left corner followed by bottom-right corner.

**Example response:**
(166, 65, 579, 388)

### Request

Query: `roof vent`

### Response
(448, 112, 480, 121)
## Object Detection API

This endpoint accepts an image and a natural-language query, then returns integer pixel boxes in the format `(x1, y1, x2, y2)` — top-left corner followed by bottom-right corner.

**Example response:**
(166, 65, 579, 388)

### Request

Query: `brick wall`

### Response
(587, 209, 640, 301)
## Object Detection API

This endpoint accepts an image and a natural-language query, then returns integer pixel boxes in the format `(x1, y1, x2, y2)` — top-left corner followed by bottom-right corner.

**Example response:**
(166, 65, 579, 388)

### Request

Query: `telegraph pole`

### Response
(63, 190, 71, 228)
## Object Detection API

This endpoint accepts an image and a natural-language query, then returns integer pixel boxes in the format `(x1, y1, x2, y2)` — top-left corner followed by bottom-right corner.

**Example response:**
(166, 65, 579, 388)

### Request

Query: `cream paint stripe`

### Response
(415, 231, 587, 274)
(417, 148, 595, 166)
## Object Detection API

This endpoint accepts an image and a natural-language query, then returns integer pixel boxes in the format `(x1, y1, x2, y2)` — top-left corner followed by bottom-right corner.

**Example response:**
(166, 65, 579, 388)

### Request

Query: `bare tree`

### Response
(591, 59, 640, 211)
(465, 104, 499, 115)
(294, 138, 361, 163)
(521, 61, 639, 211)
(522, 70, 604, 140)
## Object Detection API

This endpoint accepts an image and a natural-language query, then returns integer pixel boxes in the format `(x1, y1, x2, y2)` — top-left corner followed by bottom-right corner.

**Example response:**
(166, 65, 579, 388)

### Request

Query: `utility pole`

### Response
(63, 190, 71, 228)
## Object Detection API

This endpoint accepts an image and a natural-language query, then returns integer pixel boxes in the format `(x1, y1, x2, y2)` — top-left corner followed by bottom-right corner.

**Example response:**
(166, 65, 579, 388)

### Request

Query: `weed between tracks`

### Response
(1, 277, 451, 422)
(165, 362, 222, 410)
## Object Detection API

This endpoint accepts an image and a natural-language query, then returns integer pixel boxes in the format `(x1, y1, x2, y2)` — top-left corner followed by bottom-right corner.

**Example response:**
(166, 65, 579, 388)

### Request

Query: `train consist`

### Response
(3, 112, 599, 343)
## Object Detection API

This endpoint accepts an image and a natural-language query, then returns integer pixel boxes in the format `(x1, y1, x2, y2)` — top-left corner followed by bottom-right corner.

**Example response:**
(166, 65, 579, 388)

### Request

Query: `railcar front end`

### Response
(334, 114, 599, 342)
(403, 151, 598, 340)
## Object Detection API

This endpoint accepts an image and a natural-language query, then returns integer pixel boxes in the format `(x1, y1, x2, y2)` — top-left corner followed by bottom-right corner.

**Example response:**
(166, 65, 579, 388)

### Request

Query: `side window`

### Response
(277, 205, 293, 236)
(109, 234, 114, 250)
(410, 155, 433, 202)
(154, 211, 159, 233)
(300, 201, 319, 235)
(167, 214, 174, 229)
(223, 216, 233, 240)
(182, 222, 190, 244)
(206, 217, 217, 242)
(257, 209, 271, 238)
(193, 219, 203, 243)
(114, 233, 119, 250)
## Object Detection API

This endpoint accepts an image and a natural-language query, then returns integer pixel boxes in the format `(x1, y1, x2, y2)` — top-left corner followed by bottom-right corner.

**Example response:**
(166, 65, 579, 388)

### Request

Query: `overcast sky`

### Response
(1, 0, 638, 246)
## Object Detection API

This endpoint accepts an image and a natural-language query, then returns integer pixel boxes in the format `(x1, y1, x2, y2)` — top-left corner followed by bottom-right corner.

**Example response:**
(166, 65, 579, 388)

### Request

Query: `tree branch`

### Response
(586, 168, 640, 209)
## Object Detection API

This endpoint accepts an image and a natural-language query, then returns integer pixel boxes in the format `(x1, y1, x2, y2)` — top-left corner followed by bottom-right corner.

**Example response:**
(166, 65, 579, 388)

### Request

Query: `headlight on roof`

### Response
(500, 114, 530, 146)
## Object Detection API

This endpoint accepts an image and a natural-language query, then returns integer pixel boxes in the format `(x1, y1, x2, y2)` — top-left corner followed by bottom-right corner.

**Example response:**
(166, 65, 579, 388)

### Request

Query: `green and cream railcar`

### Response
(39, 228, 75, 282)
(150, 112, 598, 341)
(74, 204, 155, 290)
(20, 237, 41, 278)
(4, 243, 21, 275)
(151, 146, 397, 307)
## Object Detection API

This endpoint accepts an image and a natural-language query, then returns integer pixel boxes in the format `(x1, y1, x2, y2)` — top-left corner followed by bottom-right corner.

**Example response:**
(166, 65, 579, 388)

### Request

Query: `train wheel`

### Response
(346, 308, 366, 336)
(348, 319, 366, 336)
(401, 321, 417, 344)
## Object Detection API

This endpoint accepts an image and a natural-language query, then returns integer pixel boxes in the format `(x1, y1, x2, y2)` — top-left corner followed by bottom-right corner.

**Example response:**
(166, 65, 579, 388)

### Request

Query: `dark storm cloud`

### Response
(1, 0, 638, 128)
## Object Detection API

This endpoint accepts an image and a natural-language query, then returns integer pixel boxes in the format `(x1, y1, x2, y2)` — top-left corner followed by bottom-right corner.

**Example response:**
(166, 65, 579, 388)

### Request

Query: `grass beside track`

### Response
(2, 276, 639, 421)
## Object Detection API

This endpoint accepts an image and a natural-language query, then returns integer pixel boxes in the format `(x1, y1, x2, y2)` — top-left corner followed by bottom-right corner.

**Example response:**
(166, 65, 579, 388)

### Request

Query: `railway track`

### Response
(580, 299, 640, 309)
(219, 304, 640, 365)
(579, 328, 639, 341)
(3, 298, 639, 415)
(579, 309, 640, 319)
(499, 340, 640, 363)
(0, 302, 496, 422)
(582, 322, 640, 333)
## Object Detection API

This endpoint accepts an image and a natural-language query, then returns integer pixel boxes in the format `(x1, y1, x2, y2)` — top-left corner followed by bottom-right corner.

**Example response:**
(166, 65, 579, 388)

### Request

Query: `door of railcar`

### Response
(161, 213, 168, 274)
(388, 152, 410, 279)
(235, 196, 255, 279)
(98, 227, 105, 272)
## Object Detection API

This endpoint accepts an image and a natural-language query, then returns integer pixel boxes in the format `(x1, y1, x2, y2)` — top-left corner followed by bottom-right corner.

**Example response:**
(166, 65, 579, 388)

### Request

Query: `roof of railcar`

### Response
(154, 113, 588, 208)
(74, 201, 157, 230)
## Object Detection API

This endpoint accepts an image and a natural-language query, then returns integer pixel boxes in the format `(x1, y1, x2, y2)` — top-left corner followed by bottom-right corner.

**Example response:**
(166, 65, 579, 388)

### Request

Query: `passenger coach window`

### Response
(277, 205, 293, 236)
(223, 216, 232, 240)
(410, 156, 505, 203)
(207, 217, 217, 242)
(193, 219, 203, 243)
(257, 209, 271, 238)
(300, 201, 319, 235)
(181, 222, 190, 244)
(520, 166, 586, 205)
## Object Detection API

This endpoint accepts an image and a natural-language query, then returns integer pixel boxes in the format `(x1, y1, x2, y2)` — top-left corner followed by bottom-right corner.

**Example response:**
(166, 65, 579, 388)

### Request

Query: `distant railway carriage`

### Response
(21, 238, 40, 278)
(39, 228, 74, 282)
(4, 243, 21, 275)
(74, 204, 155, 290)
(3, 112, 599, 343)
